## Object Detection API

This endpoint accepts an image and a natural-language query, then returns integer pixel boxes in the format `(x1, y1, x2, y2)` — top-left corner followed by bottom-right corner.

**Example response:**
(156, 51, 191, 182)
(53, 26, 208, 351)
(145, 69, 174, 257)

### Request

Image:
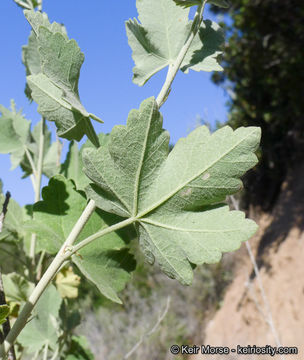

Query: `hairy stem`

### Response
(156, 1, 207, 107)
(0, 200, 96, 359)
(30, 118, 46, 265)
(24, 147, 37, 178)
(72, 217, 135, 255)
(42, 343, 48, 360)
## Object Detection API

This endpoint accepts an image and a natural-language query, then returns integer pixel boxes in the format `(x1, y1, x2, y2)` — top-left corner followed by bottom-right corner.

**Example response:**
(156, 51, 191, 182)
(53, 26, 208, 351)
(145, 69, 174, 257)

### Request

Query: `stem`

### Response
(36, 250, 46, 281)
(56, 135, 62, 169)
(156, 1, 207, 107)
(30, 118, 46, 264)
(42, 343, 48, 360)
(50, 347, 59, 360)
(24, 147, 37, 178)
(72, 217, 135, 255)
(0, 200, 96, 359)
(35, 118, 45, 204)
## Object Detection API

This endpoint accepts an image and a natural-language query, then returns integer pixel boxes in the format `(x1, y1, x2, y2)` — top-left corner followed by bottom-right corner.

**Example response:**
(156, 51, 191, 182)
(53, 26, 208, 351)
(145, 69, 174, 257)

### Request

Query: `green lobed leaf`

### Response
(24, 10, 101, 146)
(2, 273, 35, 304)
(55, 267, 80, 299)
(84, 97, 261, 284)
(61, 133, 110, 191)
(25, 175, 136, 303)
(0, 305, 10, 326)
(22, 15, 67, 100)
(0, 103, 59, 176)
(181, 19, 224, 73)
(18, 284, 62, 353)
(125, 0, 224, 86)
(0, 192, 26, 243)
(0, 101, 31, 161)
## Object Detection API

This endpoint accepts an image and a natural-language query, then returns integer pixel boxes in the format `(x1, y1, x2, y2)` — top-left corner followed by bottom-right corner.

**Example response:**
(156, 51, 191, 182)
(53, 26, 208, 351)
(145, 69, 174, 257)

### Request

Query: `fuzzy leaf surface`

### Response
(125, 0, 224, 86)
(25, 175, 135, 302)
(84, 97, 261, 284)
(22, 12, 66, 100)
(0, 101, 30, 159)
(24, 10, 100, 146)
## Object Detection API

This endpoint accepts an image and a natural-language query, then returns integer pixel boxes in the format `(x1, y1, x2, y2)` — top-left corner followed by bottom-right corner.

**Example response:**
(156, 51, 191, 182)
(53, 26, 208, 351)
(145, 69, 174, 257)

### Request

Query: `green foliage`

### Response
(211, 0, 304, 209)
(18, 284, 62, 353)
(0, 193, 26, 243)
(0, 101, 30, 165)
(26, 175, 136, 303)
(0, 305, 9, 326)
(2, 273, 34, 304)
(19, 120, 59, 178)
(0, 103, 60, 177)
(24, 10, 101, 146)
(66, 336, 94, 360)
(174, 0, 230, 8)
(0, 2, 262, 359)
(61, 134, 110, 191)
(84, 97, 260, 284)
(126, 0, 224, 86)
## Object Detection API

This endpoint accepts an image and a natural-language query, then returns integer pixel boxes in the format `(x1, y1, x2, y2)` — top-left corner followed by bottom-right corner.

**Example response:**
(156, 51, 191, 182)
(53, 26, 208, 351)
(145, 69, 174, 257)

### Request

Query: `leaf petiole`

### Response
(70, 217, 135, 256)
(156, 0, 208, 107)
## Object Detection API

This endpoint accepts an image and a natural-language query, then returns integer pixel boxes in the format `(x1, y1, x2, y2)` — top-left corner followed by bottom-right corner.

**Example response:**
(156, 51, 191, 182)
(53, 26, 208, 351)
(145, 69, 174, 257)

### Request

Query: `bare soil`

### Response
(192, 163, 304, 360)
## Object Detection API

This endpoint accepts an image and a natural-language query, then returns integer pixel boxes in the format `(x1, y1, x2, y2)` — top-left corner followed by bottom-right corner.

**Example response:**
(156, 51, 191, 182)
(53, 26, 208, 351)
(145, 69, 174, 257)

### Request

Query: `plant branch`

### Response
(0, 200, 97, 359)
(24, 147, 37, 179)
(156, 1, 207, 108)
(56, 135, 62, 169)
(42, 342, 48, 360)
(30, 118, 46, 265)
(35, 118, 45, 204)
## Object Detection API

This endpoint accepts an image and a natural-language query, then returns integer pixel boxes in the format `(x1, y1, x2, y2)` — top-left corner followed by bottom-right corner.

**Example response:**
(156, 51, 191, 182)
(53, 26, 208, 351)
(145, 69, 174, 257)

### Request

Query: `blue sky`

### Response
(0, 0, 229, 206)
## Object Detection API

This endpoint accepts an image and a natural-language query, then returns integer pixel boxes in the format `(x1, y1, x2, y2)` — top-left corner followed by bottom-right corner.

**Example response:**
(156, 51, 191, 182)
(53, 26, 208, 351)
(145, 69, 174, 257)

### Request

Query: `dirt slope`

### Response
(193, 164, 304, 360)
